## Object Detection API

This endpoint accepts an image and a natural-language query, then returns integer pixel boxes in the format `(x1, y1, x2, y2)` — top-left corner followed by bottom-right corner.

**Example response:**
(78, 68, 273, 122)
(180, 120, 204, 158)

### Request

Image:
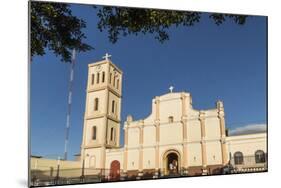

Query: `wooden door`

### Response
(110, 160, 120, 181)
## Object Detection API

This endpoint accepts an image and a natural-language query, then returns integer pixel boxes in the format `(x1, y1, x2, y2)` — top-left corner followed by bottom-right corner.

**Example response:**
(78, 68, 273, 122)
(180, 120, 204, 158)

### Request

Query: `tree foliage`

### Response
(31, 2, 248, 62)
(31, 2, 92, 62)
(96, 7, 247, 44)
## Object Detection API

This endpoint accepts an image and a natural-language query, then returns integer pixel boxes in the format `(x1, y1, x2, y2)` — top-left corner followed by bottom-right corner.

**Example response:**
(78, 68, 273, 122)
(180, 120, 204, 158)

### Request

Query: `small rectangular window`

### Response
(94, 98, 99, 111)
(113, 76, 115, 87)
(117, 79, 119, 89)
(110, 127, 114, 141)
(97, 73, 100, 84)
(112, 100, 115, 113)
(168, 116, 174, 123)
(92, 126, 97, 140)
(91, 74, 95, 85)
(102, 72, 105, 83)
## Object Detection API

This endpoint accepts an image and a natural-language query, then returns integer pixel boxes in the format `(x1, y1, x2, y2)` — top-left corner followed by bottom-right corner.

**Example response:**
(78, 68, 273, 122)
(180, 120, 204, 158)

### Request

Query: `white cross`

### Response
(169, 86, 174, 93)
(102, 53, 112, 61)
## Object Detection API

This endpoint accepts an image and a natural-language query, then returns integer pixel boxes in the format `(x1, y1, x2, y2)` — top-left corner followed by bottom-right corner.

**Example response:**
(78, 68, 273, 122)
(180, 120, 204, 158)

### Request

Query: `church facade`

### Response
(80, 57, 267, 180)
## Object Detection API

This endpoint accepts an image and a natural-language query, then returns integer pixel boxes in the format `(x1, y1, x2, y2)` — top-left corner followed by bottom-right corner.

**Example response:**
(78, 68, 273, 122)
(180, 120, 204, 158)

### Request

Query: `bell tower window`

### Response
(97, 73, 100, 84)
(113, 76, 116, 87)
(91, 74, 95, 85)
(112, 100, 115, 113)
(94, 98, 99, 111)
(102, 71, 105, 83)
(110, 127, 114, 141)
(92, 126, 97, 140)
(117, 79, 119, 89)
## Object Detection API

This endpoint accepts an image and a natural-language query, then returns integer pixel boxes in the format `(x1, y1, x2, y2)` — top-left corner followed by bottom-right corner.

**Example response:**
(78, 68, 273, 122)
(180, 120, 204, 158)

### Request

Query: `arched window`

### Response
(102, 71, 105, 83)
(109, 73, 112, 84)
(97, 73, 100, 84)
(255, 150, 266, 163)
(110, 127, 114, 141)
(94, 98, 99, 111)
(168, 116, 174, 123)
(234, 151, 244, 165)
(92, 126, 97, 140)
(91, 74, 95, 85)
(112, 100, 115, 113)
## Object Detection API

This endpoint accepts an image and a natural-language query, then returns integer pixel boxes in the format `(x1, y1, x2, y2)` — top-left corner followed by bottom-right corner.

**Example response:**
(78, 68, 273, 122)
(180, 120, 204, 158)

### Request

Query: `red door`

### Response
(110, 160, 120, 181)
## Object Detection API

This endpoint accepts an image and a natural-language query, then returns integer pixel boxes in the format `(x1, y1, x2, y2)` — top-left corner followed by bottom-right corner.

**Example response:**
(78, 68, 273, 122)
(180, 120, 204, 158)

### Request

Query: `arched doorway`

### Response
(163, 150, 181, 176)
(110, 160, 120, 181)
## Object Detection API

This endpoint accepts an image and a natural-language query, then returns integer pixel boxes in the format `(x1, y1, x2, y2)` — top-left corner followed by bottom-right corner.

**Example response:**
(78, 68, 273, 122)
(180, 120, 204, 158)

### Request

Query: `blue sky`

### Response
(30, 4, 267, 160)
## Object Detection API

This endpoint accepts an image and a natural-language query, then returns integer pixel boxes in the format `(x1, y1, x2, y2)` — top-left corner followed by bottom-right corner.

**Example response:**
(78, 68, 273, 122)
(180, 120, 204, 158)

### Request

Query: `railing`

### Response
(229, 155, 268, 173)
(30, 168, 111, 187)
(30, 157, 268, 186)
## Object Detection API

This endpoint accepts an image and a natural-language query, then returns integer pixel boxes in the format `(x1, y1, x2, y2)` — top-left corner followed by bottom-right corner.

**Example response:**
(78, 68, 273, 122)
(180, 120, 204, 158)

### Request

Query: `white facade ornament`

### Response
(169, 86, 174, 93)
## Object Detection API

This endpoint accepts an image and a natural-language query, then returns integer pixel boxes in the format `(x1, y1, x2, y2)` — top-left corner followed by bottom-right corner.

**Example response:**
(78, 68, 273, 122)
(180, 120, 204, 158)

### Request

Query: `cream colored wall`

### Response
(187, 143, 202, 166)
(205, 116, 221, 140)
(30, 157, 81, 171)
(159, 123, 183, 145)
(188, 108, 200, 117)
(226, 133, 267, 158)
(128, 127, 140, 148)
(31, 157, 82, 178)
(159, 94, 182, 123)
(84, 147, 103, 169)
(206, 141, 223, 165)
(127, 149, 139, 170)
(143, 126, 156, 146)
(187, 119, 201, 142)
(143, 114, 154, 125)
(143, 148, 155, 169)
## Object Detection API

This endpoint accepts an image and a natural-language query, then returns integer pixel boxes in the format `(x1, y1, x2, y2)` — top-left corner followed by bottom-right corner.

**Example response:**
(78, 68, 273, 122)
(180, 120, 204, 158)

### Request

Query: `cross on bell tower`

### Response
(169, 86, 174, 93)
(102, 53, 112, 61)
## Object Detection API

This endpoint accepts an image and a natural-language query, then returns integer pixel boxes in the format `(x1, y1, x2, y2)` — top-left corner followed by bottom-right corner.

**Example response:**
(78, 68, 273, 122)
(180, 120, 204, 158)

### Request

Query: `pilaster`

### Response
(138, 123, 144, 177)
(199, 111, 207, 172)
(123, 126, 128, 173)
(181, 93, 188, 174)
(154, 97, 160, 177)
(218, 110, 228, 165)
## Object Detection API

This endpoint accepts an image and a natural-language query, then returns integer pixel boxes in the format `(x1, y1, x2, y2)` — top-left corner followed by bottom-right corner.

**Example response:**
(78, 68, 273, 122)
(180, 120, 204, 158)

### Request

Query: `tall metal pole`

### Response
(64, 49, 76, 160)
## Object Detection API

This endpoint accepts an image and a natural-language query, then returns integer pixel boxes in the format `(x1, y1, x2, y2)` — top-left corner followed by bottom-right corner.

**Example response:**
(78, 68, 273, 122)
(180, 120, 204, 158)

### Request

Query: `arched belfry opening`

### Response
(163, 150, 181, 176)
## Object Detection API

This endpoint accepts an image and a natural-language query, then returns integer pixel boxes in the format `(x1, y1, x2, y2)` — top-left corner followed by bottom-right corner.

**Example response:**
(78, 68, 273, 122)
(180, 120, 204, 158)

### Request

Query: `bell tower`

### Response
(81, 53, 122, 169)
